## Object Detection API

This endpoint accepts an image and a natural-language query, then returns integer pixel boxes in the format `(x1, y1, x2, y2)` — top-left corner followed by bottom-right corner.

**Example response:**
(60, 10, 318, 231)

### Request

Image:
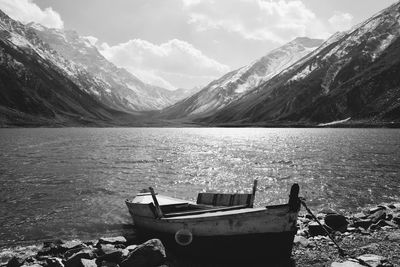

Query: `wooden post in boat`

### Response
(249, 179, 258, 208)
(149, 187, 164, 218)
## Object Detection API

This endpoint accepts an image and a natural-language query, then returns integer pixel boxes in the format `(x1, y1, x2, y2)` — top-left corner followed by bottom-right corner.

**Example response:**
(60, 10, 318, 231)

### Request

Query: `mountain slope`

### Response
(0, 10, 134, 126)
(161, 37, 323, 118)
(202, 1, 400, 125)
(29, 24, 192, 111)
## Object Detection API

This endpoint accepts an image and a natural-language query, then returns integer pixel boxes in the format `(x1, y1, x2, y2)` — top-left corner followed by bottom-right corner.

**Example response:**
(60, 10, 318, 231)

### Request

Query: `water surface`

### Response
(0, 128, 399, 246)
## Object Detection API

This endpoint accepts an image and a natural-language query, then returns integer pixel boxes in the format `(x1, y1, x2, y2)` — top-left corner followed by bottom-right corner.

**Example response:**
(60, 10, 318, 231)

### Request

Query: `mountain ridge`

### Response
(160, 37, 324, 119)
(198, 1, 400, 125)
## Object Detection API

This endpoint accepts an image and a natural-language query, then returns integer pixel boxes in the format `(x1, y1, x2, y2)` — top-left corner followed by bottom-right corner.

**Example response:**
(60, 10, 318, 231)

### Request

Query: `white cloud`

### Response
(328, 12, 354, 32)
(184, 0, 330, 43)
(0, 0, 63, 28)
(99, 38, 230, 89)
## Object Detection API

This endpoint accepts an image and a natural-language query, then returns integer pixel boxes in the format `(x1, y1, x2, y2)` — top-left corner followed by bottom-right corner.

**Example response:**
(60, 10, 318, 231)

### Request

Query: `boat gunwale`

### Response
(129, 203, 294, 223)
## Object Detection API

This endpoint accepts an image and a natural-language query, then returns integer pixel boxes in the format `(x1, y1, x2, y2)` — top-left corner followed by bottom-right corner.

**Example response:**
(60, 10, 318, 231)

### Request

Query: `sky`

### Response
(0, 0, 397, 90)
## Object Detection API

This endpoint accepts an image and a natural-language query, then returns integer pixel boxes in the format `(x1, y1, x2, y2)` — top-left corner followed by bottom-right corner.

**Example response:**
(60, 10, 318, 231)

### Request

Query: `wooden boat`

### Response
(125, 181, 301, 262)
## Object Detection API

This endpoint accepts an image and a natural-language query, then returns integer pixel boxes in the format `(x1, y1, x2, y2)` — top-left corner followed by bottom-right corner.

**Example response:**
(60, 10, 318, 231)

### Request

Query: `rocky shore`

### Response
(1, 203, 399, 267)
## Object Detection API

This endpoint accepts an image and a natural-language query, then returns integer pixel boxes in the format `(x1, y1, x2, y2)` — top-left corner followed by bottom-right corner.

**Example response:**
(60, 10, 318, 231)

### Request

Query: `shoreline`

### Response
(1, 203, 399, 267)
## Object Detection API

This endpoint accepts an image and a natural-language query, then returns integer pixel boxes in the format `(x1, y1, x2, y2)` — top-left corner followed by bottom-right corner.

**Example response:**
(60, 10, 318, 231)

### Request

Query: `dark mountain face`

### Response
(199, 2, 400, 126)
(0, 10, 134, 126)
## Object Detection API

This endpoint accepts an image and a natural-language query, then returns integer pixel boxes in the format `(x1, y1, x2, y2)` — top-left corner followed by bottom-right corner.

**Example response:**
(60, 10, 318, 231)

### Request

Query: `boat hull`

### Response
(138, 228, 297, 263)
(126, 200, 299, 262)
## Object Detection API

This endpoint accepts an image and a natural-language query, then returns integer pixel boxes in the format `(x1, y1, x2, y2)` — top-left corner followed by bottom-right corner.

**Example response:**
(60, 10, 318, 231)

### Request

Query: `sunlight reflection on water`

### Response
(0, 127, 399, 245)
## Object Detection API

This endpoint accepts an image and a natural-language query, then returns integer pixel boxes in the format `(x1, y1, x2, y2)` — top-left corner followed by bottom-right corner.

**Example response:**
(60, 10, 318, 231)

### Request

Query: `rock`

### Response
(357, 254, 388, 267)
(369, 206, 386, 214)
(7, 257, 26, 267)
(331, 260, 364, 267)
(352, 219, 373, 229)
(325, 213, 348, 232)
(97, 245, 119, 256)
(45, 258, 64, 267)
(392, 213, 400, 225)
(96, 251, 123, 265)
(369, 219, 390, 230)
(124, 245, 137, 251)
(37, 241, 64, 257)
(308, 222, 329, 236)
(293, 235, 312, 247)
(21, 264, 42, 267)
(100, 262, 119, 267)
(368, 210, 386, 223)
(296, 228, 308, 237)
(319, 208, 337, 214)
(360, 243, 379, 253)
(79, 259, 96, 267)
(352, 212, 367, 220)
(383, 220, 398, 228)
(64, 249, 96, 267)
(60, 241, 86, 251)
(331, 254, 390, 267)
(386, 232, 400, 242)
(120, 239, 166, 267)
(97, 237, 127, 246)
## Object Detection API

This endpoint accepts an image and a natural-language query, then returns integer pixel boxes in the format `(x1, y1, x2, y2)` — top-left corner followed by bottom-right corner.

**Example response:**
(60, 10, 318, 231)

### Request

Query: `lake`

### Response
(0, 128, 399, 246)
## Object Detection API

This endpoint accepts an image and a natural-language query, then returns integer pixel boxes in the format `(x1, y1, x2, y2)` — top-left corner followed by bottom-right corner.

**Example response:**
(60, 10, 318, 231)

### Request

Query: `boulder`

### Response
(368, 210, 386, 223)
(45, 257, 64, 267)
(21, 264, 42, 267)
(124, 245, 137, 251)
(7, 257, 27, 267)
(37, 241, 64, 257)
(293, 236, 312, 247)
(331, 260, 364, 267)
(308, 222, 329, 236)
(120, 239, 166, 267)
(79, 259, 96, 267)
(386, 232, 400, 242)
(352, 219, 373, 229)
(64, 249, 96, 267)
(97, 237, 126, 247)
(357, 254, 389, 267)
(96, 251, 123, 265)
(369, 206, 386, 214)
(100, 262, 119, 267)
(325, 213, 348, 232)
(352, 212, 367, 220)
(61, 241, 85, 251)
(97, 245, 119, 256)
(319, 208, 338, 214)
(392, 213, 400, 225)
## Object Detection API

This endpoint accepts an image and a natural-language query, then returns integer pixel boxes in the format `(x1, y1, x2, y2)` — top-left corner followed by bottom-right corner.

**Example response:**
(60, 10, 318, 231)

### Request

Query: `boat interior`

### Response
(160, 192, 254, 217)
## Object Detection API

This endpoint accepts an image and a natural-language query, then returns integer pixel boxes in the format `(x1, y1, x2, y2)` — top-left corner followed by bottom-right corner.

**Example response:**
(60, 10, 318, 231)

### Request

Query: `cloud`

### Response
(0, 0, 63, 28)
(99, 38, 230, 89)
(328, 12, 354, 32)
(184, 0, 330, 43)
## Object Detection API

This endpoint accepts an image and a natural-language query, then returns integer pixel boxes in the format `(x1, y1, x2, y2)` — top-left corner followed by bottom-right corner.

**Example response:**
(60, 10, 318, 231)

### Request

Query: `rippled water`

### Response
(0, 128, 399, 246)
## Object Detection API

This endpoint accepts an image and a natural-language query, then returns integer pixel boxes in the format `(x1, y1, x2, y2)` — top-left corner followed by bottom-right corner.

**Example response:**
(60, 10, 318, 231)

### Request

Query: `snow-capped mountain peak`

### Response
(162, 37, 324, 118)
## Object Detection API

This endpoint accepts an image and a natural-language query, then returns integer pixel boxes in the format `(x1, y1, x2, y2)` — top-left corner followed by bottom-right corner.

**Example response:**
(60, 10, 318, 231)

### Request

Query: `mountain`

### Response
(200, 2, 400, 126)
(27, 23, 192, 112)
(0, 9, 138, 126)
(160, 37, 323, 118)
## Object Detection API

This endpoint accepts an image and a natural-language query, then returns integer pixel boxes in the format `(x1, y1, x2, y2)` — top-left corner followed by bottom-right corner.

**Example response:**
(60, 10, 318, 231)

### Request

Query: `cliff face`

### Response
(200, 2, 400, 125)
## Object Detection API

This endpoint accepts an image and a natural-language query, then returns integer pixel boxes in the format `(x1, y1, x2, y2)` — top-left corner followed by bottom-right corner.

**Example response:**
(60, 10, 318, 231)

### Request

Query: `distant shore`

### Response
(1, 203, 399, 267)
(1, 120, 400, 128)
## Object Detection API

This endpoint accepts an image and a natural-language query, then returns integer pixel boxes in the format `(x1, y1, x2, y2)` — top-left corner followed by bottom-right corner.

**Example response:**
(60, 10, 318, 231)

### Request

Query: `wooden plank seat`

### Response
(196, 192, 253, 207)
(162, 204, 249, 218)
